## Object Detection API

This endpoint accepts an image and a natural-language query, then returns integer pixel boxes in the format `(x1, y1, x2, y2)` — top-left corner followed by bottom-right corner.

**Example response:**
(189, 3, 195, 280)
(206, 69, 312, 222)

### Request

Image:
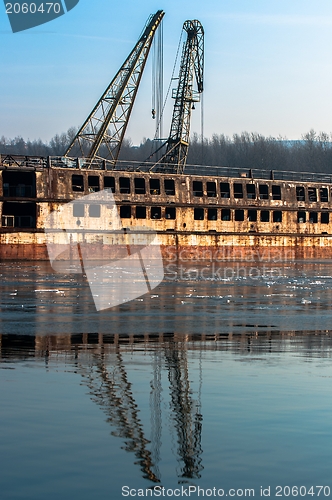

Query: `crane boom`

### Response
(64, 10, 164, 167)
(163, 20, 204, 174)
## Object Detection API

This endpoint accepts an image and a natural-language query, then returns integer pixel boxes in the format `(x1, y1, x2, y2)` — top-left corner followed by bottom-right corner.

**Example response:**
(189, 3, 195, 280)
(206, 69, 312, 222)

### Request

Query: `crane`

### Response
(64, 10, 164, 168)
(161, 20, 204, 174)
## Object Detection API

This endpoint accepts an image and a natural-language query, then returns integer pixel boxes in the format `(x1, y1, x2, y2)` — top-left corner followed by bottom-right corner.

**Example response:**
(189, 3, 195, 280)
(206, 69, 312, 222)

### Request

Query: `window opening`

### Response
(151, 206, 161, 219)
(260, 210, 269, 222)
(296, 186, 305, 201)
(194, 208, 204, 220)
(150, 178, 160, 195)
(104, 176, 115, 192)
(207, 182, 217, 198)
(321, 212, 329, 224)
(272, 185, 281, 200)
(207, 208, 217, 220)
(166, 207, 176, 219)
(247, 209, 257, 222)
(233, 183, 243, 199)
(120, 205, 131, 218)
(273, 211, 282, 222)
(88, 176, 100, 193)
(72, 174, 84, 192)
(246, 184, 256, 200)
(119, 177, 130, 194)
(164, 179, 175, 196)
(136, 206, 146, 219)
(134, 178, 146, 194)
(320, 188, 328, 202)
(259, 184, 269, 200)
(297, 211, 306, 223)
(193, 181, 203, 197)
(309, 212, 318, 223)
(220, 182, 230, 198)
(308, 187, 317, 202)
(221, 209, 231, 221)
(235, 209, 244, 221)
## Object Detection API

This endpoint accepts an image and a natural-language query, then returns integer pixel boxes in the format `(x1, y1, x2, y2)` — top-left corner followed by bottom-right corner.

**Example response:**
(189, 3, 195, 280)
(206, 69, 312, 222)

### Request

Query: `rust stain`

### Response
(1, 157, 332, 260)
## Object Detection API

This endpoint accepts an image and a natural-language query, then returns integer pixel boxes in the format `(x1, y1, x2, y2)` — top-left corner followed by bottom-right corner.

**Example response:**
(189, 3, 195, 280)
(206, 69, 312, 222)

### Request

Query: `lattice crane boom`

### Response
(163, 20, 204, 174)
(64, 10, 164, 167)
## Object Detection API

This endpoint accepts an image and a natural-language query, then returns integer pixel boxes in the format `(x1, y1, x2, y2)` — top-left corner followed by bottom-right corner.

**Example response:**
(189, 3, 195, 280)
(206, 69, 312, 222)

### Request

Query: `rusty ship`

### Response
(1, 10, 332, 262)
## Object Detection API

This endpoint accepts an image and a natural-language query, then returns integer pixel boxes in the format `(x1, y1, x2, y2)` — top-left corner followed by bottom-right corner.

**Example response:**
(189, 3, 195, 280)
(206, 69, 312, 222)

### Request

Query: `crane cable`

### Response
(152, 20, 164, 140)
(200, 91, 204, 164)
(152, 28, 184, 145)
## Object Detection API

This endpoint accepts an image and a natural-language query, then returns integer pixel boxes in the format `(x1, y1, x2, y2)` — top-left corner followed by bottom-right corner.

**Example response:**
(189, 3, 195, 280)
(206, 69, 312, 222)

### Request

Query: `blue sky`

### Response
(1, 0, 332, 146)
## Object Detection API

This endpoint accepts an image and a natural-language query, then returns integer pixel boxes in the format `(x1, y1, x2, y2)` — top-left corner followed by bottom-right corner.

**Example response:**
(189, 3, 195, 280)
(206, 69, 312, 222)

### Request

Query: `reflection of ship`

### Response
(1, 11, 332, 261)
(78, 344, 203, 482)
(0, 333, 205, 482)
(2, 331, 332, 482)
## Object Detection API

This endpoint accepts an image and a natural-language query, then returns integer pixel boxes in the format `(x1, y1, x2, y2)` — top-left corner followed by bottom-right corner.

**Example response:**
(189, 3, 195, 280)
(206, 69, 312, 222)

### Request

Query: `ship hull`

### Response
(1, 231, 332, 261)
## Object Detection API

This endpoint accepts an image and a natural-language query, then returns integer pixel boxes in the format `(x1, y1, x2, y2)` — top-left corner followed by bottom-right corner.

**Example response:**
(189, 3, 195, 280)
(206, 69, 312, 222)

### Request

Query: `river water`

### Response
(1, 261, 332, 499)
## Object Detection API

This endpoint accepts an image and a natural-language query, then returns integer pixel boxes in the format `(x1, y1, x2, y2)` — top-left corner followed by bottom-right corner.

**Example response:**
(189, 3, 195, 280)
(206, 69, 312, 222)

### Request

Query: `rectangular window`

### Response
(296, 186, 305, 201)
(164, 179, 175, 196)
(207, 181, 217, 197)
(221, 209, 231, 221)
(248, 209, 257, 222)
(297, 211, 306, 223)
(151, 206, 161, 219)
(260, 210, 269, 222)
(194, 208, 204, 220)
(120, 205, 131, 218)
(104, 176, 115, 192)
(273, 211, 282, 222)
(321, 212, 329, 224)
(193, 181, 203, 197)
(88, 176, 100, 193)
(165, 207, 176, 219)
(220, 182, 230, 198)
(246, 184, 256, 200)
(309, 212, 318, 223)
(72, 174, 84, 192)
(272, 185, 281, 200)
(308, 187, 317, 202)
(119, 177, 130, 194)
(89, 204, 101, 218)
(134, 178, 146, 194)
(235, 209, 244, 221)
(259, 184, 269, 200)
(233, 183, 243, 199)
(73, 203, 84, 217)
(208, 208, 217, 220)
(136, 206, 146, 219)
(320, 188, 328, 202)
(150, 178, 160, 195)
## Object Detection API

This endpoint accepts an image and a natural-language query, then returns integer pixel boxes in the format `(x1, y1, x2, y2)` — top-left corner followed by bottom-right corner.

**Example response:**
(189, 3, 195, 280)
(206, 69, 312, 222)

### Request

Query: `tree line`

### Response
(1, 128, 332, 174)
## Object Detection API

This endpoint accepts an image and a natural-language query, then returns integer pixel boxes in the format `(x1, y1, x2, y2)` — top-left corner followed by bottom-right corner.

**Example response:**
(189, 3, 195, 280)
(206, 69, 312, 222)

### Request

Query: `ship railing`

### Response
(0, 154, 47, 169)
(3, 154, 332, 184)
(182, 165, 332, 184)
(49, 157, 116, 170)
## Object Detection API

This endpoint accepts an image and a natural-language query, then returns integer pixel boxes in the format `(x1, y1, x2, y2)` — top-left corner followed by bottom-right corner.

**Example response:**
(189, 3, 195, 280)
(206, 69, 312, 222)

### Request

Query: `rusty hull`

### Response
(1, 162, 332, 261)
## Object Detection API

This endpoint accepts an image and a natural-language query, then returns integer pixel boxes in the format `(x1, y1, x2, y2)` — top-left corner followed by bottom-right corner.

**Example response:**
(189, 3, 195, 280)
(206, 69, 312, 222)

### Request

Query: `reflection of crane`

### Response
(161, 20, 204, 174)
(64, 10, 164, 167)
(77, 342, 203, 483)
(164, 343, 203, 479)
(80, 351, 160, 482)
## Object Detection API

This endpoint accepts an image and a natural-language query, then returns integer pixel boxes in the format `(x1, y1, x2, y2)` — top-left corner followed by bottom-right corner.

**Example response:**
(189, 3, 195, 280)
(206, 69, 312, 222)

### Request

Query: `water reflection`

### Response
(2, 331, 332, 488)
